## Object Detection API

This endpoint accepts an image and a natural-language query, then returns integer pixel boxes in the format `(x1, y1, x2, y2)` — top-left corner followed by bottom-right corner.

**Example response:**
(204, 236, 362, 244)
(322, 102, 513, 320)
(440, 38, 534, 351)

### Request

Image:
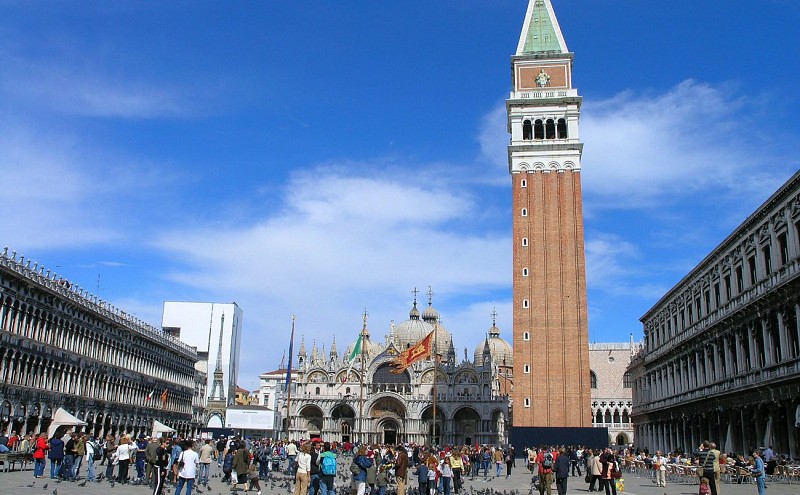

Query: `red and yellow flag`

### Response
(390, 330, 434, 374)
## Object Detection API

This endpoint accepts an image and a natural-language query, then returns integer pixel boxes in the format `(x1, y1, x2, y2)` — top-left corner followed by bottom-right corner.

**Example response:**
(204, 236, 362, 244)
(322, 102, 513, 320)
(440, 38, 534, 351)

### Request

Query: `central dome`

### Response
(393, 300, 451, 353)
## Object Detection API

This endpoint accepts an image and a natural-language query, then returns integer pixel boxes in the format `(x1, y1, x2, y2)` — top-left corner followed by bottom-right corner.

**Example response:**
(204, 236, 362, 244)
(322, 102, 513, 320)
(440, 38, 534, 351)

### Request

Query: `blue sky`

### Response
(1, 1, 798, 391)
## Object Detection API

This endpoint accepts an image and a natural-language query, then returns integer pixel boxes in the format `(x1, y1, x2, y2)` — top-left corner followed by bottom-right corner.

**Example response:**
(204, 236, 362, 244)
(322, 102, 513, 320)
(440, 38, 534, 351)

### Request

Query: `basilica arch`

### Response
(421, 405, 444, 445)
(370, 396, 406, 445)
(330, 403, 356, 442)
(452, 406, 481, 446)
(299, 405, 324, 437)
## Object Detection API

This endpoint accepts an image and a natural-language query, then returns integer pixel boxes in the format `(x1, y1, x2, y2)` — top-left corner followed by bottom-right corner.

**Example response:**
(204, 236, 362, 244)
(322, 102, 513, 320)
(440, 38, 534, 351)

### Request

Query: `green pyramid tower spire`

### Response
(517, 0, 569, 55)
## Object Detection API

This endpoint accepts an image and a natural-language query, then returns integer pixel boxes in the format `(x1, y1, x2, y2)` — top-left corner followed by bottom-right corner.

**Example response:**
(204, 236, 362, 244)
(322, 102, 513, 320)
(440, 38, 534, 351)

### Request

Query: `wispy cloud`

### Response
(581, 79, 795, 208)
(0, 52, 202, 119)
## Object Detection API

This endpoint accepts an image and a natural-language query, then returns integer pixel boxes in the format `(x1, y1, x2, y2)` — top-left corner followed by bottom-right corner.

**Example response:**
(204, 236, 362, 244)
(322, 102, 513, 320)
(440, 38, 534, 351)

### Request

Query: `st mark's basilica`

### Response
(282, 291, 513, 447)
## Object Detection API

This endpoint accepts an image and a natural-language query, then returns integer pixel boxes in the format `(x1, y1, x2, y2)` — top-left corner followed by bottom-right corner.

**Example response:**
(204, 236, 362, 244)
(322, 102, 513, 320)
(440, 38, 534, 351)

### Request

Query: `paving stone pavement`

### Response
(1, 460, 794, 495)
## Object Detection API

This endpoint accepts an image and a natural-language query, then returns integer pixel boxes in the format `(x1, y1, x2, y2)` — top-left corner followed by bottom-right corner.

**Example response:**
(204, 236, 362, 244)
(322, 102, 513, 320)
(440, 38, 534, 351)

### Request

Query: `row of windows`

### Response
(522, 119, 568, 140)
(646, 221, 799, 350)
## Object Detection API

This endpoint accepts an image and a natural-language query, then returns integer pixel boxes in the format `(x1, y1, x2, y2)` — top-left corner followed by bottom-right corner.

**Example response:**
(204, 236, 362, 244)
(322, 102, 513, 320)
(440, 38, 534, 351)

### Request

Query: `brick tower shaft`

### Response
(508, 0, 591, 428)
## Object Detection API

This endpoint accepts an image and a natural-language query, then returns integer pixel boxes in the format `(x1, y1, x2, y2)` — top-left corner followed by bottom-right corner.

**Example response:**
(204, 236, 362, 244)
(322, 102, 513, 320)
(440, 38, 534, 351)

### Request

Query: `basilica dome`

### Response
(473, 322, 513, 367)
(393, 301, 451, 353)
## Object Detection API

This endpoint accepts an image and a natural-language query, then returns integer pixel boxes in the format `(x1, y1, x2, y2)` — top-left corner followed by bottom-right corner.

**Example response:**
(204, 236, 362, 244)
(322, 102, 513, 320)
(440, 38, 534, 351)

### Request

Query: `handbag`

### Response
(584, 473, 591, 483)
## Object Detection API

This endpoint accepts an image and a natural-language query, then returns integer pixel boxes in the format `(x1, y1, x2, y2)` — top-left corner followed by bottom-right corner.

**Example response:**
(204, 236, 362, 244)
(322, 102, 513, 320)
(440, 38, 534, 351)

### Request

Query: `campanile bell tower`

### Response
(508, 0, 591, 428)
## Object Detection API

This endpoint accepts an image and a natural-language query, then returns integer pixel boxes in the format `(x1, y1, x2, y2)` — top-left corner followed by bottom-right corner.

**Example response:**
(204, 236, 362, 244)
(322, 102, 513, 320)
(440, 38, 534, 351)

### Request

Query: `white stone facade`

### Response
(589, 342, 634, 445)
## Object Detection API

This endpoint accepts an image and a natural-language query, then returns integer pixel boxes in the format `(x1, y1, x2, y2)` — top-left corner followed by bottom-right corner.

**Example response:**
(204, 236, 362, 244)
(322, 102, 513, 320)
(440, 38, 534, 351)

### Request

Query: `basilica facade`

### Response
(282, 295, 512, 446)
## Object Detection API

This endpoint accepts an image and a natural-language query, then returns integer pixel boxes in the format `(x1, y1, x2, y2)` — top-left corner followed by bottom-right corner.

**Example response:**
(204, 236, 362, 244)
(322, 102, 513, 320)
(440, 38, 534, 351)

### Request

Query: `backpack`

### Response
(543, 452, 554, 469)
(321, 454, 337, 475)
(350, 461, 361, 475)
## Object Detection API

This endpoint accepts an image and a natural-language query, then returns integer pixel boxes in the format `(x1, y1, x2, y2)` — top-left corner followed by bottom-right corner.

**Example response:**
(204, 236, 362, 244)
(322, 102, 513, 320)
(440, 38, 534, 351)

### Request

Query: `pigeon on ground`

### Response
(42, 483, 48, 490)
(78, 480, 87, 487)
(26, 482, 35, 488)
(52, 489, 57, 495)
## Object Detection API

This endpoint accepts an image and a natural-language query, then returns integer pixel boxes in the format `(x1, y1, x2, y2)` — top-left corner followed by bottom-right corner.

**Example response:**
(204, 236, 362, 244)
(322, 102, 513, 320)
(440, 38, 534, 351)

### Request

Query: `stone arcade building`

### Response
(0, 249, 199, 438)
(629, 171, 800, 459)
(283, 295, 512, 446)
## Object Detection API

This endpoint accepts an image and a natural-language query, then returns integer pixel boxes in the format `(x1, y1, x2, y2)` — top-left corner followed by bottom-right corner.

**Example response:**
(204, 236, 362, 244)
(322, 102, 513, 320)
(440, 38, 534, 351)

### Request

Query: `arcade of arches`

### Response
(0, 250, 199, 438)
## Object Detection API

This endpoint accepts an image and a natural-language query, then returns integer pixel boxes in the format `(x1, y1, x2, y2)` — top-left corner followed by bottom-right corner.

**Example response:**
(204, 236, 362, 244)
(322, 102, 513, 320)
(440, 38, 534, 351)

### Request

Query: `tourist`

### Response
(48, 433, 64, 479)
(354, 445, 374, 495)
(103, 433, 117, 480)
(116, 435, 133, 484)
(309, 440, 321, 495)
(652, 450, 667, 487)
(696, 476, 710, 495)
(554, 447, 570, 495)
(73, 432, 85, 479)
(293, 442, 312, 495)
(451, 447, 464, 491)
(221, 446, 234, 483)
(318, 442, 337, 495)
(152, 437, 170, 495)
(233, 441, 251, 491)
(84, 435, 97, 482)
(694, 441, 717, 495)
(599, 451, 618, 495)
(504, 447, 514, 478)
(752, 450, 765, 495)
(135, 434, 148, 480)
(396, 445, 410, 495)
(569, 448, 582, 477)
(493, 446, 504, 477)
(174, 441, 199, 495)
(366, 450, 378, 495)
(536, 448, 556, 495)
(197, 438, 214, 485)
(439, 456, 454, 495)
(248, 463, 263, 495)
(62, 432, 77, 481)
(414, 458, 429, 495)
(145, 436, 160, 486)
(32, 432, 48, 478)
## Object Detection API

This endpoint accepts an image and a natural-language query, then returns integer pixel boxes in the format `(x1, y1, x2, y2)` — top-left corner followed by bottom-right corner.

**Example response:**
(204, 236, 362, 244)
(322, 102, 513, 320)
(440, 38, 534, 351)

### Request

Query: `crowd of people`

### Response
(3, 429, 785, 495)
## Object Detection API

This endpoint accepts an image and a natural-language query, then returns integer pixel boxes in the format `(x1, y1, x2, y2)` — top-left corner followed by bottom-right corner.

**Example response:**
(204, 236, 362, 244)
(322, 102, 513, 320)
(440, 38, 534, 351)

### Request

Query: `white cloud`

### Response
(153, 165, 510, 367)
(581, 80, 793, 208)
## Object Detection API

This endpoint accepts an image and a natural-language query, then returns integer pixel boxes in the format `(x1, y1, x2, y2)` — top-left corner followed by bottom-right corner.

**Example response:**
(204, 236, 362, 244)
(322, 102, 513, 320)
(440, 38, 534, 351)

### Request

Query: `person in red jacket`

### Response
(32, 433, 49, 478)
(536, 448, 558, 495)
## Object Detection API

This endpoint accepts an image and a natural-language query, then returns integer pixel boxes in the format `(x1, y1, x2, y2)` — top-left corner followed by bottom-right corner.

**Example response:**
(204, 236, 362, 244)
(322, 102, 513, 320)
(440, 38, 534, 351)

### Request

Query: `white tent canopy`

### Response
(151, 420, 176, 438)
(47, 407, 88, 439)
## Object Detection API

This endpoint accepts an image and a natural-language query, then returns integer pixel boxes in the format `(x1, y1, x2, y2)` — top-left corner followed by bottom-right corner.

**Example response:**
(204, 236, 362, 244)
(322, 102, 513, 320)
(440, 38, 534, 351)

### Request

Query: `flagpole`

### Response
(358, 310, 366, 444)
(284, 315, 295, 439)
(432, 322, 438, 447)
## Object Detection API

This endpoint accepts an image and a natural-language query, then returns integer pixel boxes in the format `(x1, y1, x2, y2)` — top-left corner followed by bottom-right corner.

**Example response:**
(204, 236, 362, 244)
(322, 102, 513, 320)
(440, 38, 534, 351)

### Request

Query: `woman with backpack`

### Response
(318, 442, 337, 495)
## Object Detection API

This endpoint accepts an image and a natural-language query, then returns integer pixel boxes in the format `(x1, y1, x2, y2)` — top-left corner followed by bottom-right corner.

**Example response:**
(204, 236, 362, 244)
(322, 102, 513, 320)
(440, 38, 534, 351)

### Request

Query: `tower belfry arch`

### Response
(508, 0, 591, 429)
